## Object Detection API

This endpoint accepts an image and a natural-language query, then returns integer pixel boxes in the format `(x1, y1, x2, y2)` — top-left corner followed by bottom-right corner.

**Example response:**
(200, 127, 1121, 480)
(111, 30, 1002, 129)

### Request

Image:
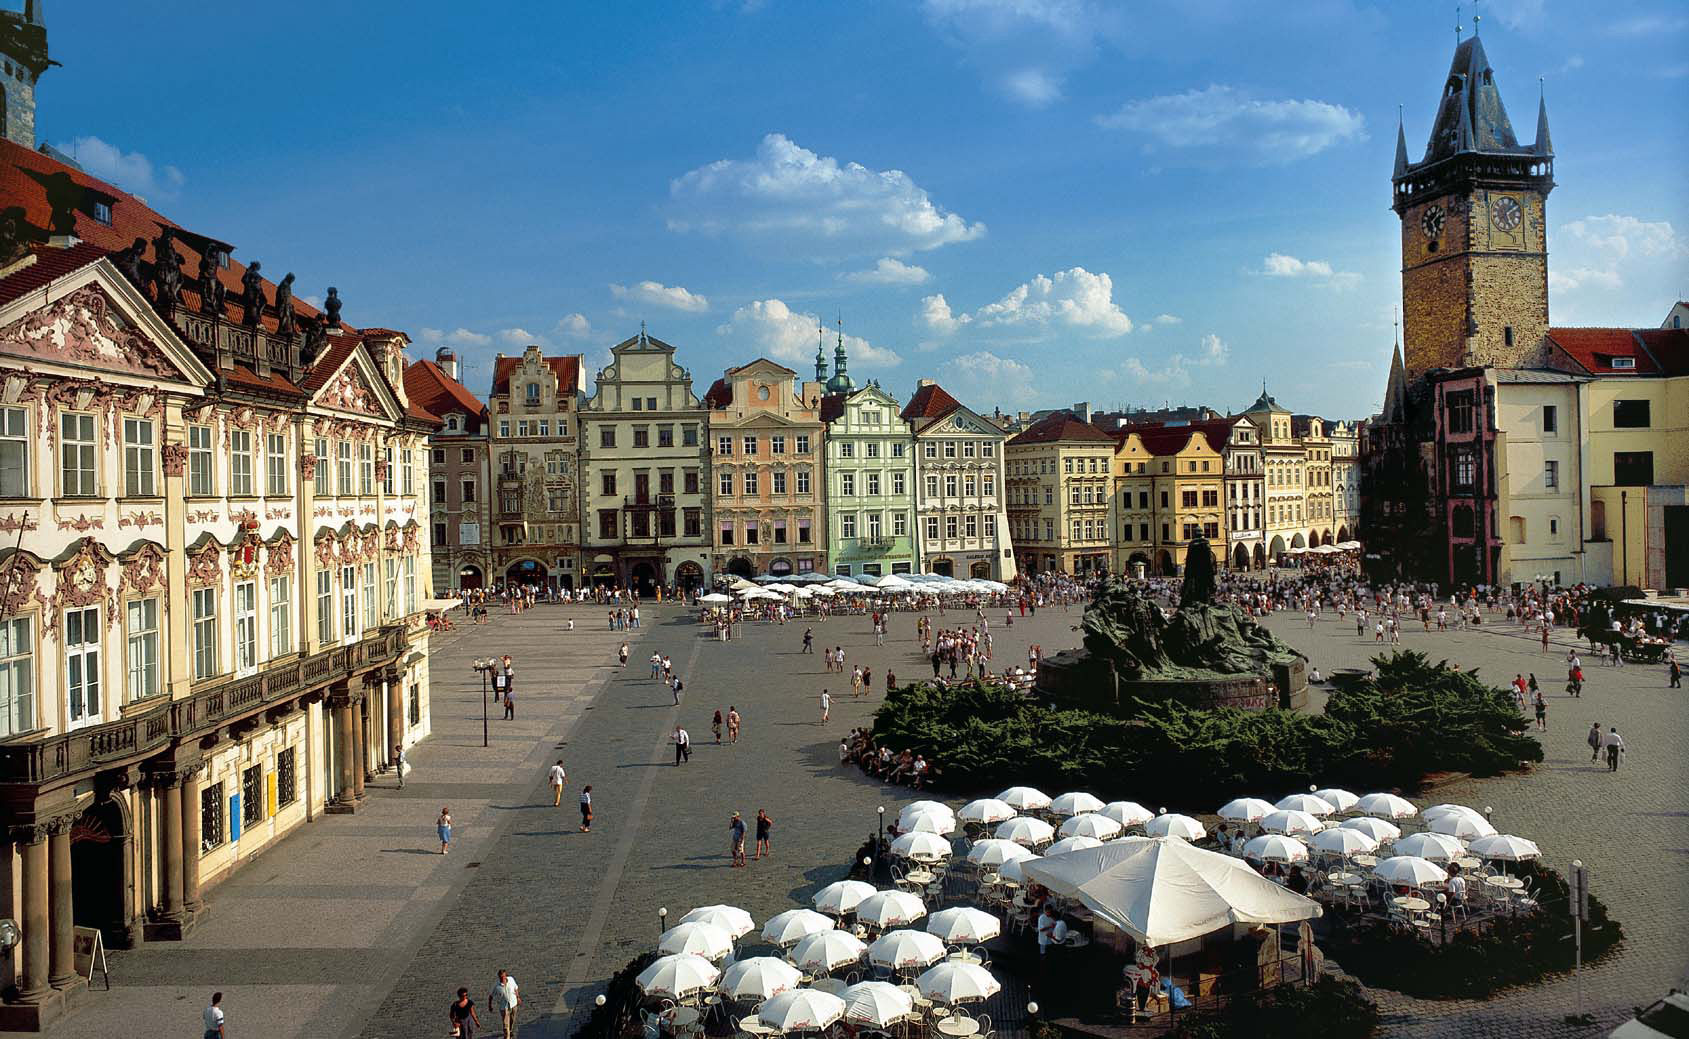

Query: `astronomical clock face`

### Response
(1420, 204, 1445, 240)
(1490, 196, 1522, 232)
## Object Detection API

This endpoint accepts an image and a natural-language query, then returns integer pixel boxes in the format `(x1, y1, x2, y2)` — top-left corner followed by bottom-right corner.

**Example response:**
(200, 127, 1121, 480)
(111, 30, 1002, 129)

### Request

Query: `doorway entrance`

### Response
(630, 561, 659, 598)
(71, 797, 132, 947)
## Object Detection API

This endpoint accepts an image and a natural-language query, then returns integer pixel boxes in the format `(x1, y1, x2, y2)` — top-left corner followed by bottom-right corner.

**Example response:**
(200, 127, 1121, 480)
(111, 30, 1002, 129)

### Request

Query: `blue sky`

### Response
(39, 1, 1689, 418)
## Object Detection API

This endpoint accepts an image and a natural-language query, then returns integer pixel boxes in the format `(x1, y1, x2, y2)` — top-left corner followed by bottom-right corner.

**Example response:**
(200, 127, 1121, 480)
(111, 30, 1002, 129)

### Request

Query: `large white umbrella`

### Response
(855, 890, 928, 928)
(1058, 813, 1124, 841)
(808, 586, 835, 597)
(1144, 813, 1207, 841)
(926, 907, 1002, 945)
(762, 909, 837, 948)
(995, 786, 1052, 812)
(1314, 788, 1361, 813)
(900, 800, 954, 822)
(758, 989, 847, 1033)
(1372, 855, 1451, 887)
(1242, 834, 1309, 864)
(1259, 810, 1324, 836)
(840, 981, 915, 1028)
(1393, 832, 1467, 863)
(958, 798, 1016, 825)
(1467, 834, 1542, 862)
(791, 929, 867, 974)
(890, 831, 952, 861)
(1274, 793, 1337, 817)
(659, 921, 734, 960)
(915, 961, 1001, 1005)
(1422, 803, 1485, 825)
(1311, 827, 1380, 858)
(899, 811, 957, 836)
(1217, 797, 1276, 823)
(812, 880, 878, 917)
(994, 816, 1055, 847)
(700, 592, 732, 604)
(636, 954, 720, 1000)
(1341, 816, 1402, 842)
(1049, 792, 1105, 817)
(867, 928, 946, 970)
(719, 957, 803, 1002)
(1101, 801, 1155, 827)
(680, 905, 755, 939)
(997, 854, 1038, 884)
(966, 839, 1035, 869)
(1045, 835, 1104, 856)
(1429, 813, 1498, 841)
(1357, 793, 1419, 820)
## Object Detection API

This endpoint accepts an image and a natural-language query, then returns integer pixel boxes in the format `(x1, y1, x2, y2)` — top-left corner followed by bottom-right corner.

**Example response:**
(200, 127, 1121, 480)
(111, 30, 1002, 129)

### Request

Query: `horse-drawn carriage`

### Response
(1579, 624, 1672, 663)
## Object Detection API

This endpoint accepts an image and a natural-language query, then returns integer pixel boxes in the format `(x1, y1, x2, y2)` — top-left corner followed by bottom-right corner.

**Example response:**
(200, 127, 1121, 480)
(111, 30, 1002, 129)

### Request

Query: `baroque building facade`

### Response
(407, 348, 492, 591)
(486, 345, 583, 590)
(902, 380, 1014, 580)
(1005, 411, 1114, 575)
(821, 380, 916, 579)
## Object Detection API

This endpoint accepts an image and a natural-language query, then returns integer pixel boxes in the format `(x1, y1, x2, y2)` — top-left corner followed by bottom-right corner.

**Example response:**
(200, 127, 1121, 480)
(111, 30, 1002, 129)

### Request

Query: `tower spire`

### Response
(1533, 78, 1553, 155)
(814, 322, 829, 383)
(1393, 105, 1409, 178)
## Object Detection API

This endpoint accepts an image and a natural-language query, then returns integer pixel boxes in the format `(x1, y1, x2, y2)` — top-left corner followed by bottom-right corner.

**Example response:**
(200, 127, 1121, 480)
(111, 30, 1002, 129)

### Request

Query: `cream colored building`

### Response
(1243, 390, 1311, 560)
(1005, 411, 1114, 575)
(903, 380, 1014, 580)
(1329, 420, 1361, 544)
(1492, 371, 1586, 586)
(487, 345, 585, 589)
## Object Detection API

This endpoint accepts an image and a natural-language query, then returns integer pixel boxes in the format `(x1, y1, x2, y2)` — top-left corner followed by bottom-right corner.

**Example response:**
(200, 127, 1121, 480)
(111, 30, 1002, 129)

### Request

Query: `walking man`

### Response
(1604, 726, 1625, 772)
(1587, 722, 1603, 763)
(730, 811, 748, 867)
(203, 992, 226, 1039)
(673, 724, 691, 765)
(489, 970, 520, 1039)
(548, 760, 567, 805)
(1670, 657, 1682, 689)
(394, 743, 405, 789)
(579, 786, 593, 832)
(820, 688, 830, 725)
(727, 705, 741, 743)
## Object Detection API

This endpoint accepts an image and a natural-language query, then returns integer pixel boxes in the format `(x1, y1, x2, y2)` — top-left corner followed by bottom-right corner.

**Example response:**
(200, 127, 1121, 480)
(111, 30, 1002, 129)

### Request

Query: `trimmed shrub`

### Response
(573, 952, 658, 1039)
(1165, 976, 1380, 1039)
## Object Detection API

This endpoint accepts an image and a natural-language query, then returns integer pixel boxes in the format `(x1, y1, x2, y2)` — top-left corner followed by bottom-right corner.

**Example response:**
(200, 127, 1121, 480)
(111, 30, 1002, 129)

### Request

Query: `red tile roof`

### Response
(0, 242, 108, 308)
(1546, 327, 1658, 375)
(299, 333, 363, 392)
(1636, 328, 1689, 377)
(491, 354, 583, 398)
(405, 359, 487, 426)
(703, 377, 732, 408)
(1125, 425, 1220, 457)
(224, 364, 304, 397)
(900, 382, 963, 424)
(1007, 411, 1113, 446)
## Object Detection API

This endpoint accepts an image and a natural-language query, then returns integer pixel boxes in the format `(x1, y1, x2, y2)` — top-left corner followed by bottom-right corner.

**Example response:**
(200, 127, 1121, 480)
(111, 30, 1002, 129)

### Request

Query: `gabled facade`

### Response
(1244, 389, 1313, 561)
(407, 350, 492, 590)
(902, 380, 1014, 580)
(821, 383, 916, 577)
(486, 345, 584, 589)
(1005, 411, 1114, 575)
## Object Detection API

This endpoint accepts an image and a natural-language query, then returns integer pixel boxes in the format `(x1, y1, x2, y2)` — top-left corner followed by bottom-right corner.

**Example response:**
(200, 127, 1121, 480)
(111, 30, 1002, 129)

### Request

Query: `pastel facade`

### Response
(902, 380, 1014, 580)
(487, 345, 585, 589)
(821, 384, 916, 577)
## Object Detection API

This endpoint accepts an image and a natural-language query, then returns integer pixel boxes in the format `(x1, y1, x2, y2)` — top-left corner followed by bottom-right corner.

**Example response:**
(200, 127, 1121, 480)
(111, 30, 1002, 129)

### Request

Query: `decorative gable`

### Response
(319, 362, 382, 416)
(0, 282, 186, 380)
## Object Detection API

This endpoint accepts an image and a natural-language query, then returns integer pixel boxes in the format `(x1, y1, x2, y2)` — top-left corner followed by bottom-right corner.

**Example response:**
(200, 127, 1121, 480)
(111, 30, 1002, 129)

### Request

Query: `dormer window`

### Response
(446, 415, 460, 431)
(91, 201, 112, 225)
(1611, 357, 1636, 370)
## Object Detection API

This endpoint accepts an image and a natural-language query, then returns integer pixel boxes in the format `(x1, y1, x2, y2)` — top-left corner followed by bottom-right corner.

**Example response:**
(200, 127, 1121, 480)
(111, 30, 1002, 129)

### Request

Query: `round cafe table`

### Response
(1391, 896, 1430, 913)
(935, 1017, 982, 1038)
(904, 870, 935, 886)
(1485, 875, 1524, 892)
(1327, 871, 1363, 886)
(946, 949, 983, 965)
(1454, 856, 1481, 871)
(897, 984, 933, 1012)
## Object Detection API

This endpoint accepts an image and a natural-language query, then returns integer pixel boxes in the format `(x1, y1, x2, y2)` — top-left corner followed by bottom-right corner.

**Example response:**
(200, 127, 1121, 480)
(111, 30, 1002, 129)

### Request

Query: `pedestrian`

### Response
(1587, 722, 1602, 762)
(673, 724, 691, 765)
(203, 992, 226, 1039)
(1670, 658, 1682, 689)
(820, 689, 830, 725)
(503, 685, 515, 720)
(1527, 673, 1539, 699)
(802, 628, 814, 654)
(1532, 692, 1547, 730)
(727, 706, 740, 743)
(489, 970, 520, 1039)
(618, 642, 629, 666)
(548, 760, 567, 805)
(671, 674, 684, 705)
(730, 811, 748, 867)
(394, 743, 405, 789)
(755, 808, 773, 860)
(450, 987, 481, 1039)
(437, 806, 453, 855)
(1604, 727, 1625, 771)
(712, 709, 723, 744)
(651, 651, 662, 680)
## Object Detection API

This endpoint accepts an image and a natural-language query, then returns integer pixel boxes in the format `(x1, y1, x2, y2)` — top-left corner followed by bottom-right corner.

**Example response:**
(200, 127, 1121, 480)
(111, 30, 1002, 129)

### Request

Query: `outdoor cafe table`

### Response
(904, 870, 936, 886)
(935, 1017, 982, 1038)
(1455, 856, 1481, 871)
(1351, 854, 1378, 869)
(1328, 871, 1363, 886)
(1391, 896, 1431, 913)
(946, 950, 984, 966)
(1485, 875, 1525, 892)
(898, 985, 934, 1013)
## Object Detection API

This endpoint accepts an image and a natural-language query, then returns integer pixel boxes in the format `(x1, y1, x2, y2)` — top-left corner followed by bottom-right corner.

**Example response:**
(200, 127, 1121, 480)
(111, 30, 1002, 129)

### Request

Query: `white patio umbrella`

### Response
(808, 587, 835, 597)
(997, 854, 1038, 884)
(915, 961, 1002, 1005)
(757, 989, 847, 1033)
(1045, 835, 1104, 856)
(1373, 855, 1451, 887)
(840, 981, 916, 1028)
(1467, 834, 1542, 862)
(899, 811, 957, 836)
(812, 880, 877, 917)
(719, 957, 803, 1002)
(995, 786, 1052, 812)
(966, 839, 1036, 869)
(855, 890, 928, 929)
(680, 904, 755, 939)
(867, 928, 946, 970)
(1422, 803, 1485, 825)
(1058, 813, 1124, 841)
(1314, 788, 1361, 813)
(699, 592, 732, 604)
(1217, 797, 1277, 823)
(994, 816, 1055, 847)
(1356, 793, 1419, 820)
(925, 907, 1002, 944)
(1049, 792, 1105, 817)
(791, 929, 867, 975)
(1259, 810, 1325, 836)
(1243, 834, 1309, 864)
(1100, 801, 1155, 828)
(1341, 816, 1403, 842)
(1311, 827, 1380, 858)
(659, 921, 734, 960)
(1336, 541, 1362, 550)
(1144, 813, 1207, 841)
(1429, 813, 1498, 841)
(762, 908, 837, 948)
(900, 800, 955, 822)
(1274, 793, 1337, 817)
(957, 798, 1016, 825)
(889, 831, 952, 861)
(636, 954, 720, 1000)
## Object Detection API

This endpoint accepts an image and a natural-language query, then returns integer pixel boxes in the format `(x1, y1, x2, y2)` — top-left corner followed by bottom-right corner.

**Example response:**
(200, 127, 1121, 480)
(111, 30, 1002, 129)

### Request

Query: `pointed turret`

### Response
(1422, 35, 1522, 164)
(1393, 109, 1409, 179)
(825, 322, 855, 394)
(1533, 86, 1553, 156)
(814, 323, 829, 383)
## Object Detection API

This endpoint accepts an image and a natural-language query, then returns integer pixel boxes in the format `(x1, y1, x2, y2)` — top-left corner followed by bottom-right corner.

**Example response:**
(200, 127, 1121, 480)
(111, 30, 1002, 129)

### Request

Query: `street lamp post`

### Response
(1027, 1002, 1038, 1036)
(877, 805, 885, 840)
(658, 906, 668, 938)
(471, 659, 496, 748)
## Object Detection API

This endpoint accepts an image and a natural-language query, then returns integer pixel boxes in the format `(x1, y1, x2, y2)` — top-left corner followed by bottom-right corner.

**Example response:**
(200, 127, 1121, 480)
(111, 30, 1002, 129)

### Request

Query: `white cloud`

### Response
(498, 328, 537, 346)
(844, 257, 932, 286)
(555, 313, 593, 337)
(1152, 313, 1182, 326)
(1257, 252, 1361, 290)
(942, 351, 1037, 407)
(1548, 267, 1624, 293)
(1195, 333, 1229, 366)
(669, 133, 985, 255)
(1560, 214, 1685, 260)
(1548, 214, 1686, 295)
(922, 267, 1135, 338)
(1115, 332, 1228, 388)
(1098, 85, 1365, 164)
(1003, 68, 1064, 107)
(418, 327, 493, 347)
(610, 280, 710, 313)
(56, 135, 185, 200)
(921, 0, 1117, 107)
(717, 299, 902, 368)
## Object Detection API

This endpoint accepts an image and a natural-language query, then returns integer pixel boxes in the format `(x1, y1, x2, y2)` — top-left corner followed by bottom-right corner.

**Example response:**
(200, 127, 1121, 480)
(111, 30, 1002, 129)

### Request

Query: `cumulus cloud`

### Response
(920, 267, 1134, 337)
(555, 313, 593, 337)
(419, 327, 493, 347)
(942, 350, 1037, 407)
(717, 299, 902, 367)
(610, 280, 710, 312)
(922, 0, 1118, 107)
(498, 328, 537, 346)
(1115, 332, 1229, 389)
(56, 135, 185, 200)
(1003, 68, 1064, 107)
(844, 257, 932, 286)
(1195, 333, 1229, 366)
(669, 133, 985, 255)
(1152, 313, 1182, 326)
(1257, 252, 1361, 289)
(1549, 214, 1686, 295)
(1098, 85, 1364, 164)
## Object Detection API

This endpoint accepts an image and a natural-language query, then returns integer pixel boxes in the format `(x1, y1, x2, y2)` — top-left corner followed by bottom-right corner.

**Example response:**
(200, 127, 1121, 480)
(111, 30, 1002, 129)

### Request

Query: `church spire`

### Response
(1533, 80, 1553, 156)
(814, 322, 829, 383)
(1394, 105, 1409, 178)
(824, 316, 855, 394)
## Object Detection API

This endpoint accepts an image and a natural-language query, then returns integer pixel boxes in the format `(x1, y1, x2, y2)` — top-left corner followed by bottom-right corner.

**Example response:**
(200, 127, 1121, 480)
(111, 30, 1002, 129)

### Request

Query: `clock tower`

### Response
(1393, 33, 1554, 383)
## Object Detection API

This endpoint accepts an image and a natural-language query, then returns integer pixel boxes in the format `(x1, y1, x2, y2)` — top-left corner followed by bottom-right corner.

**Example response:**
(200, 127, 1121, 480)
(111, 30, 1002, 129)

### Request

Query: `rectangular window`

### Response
(126, 597, 159, 701)
(964, 476, 976, 496)
(840, 472, 855, 496)
(963, 442, 976, 458)
(866, 441, 880, 459)
(683, 470, 699, 494)
(743, 471, 759, 495)
(984, 514, 996, 537)
(965, 514, 977, 537)
(925, 516, 940, 540)
(193, 588, 218, 680)
(772, 470, 786, 494)
(866, 472, 880, 495)
(362, 562, 377, 630)
(892, 512, 907, 536)
(1613, 451, 1653, 486)
(0, 616, 35, 736)
(517, 421, 530, 437)
(229, 429, 254, 496)
(1446, 390, 1476, 434)
(684, 509, 702, 537)
(1540, 405, 1557, 434)
(946, 516, 959, 538)
(841, 513, 856, 538)
(925, 475, 938, 498)
(945, 475, 958, 497)
(838, 442, 855, 459)
(1453, 449, 1476, 489)
(630, 398, 642, 412)
(796, 435, 810, 454)
(1202, 490, 1219, 508)
(657, 426, 674, 448)
(317, 570, 334, 644)
(0, 406, 27, 497)
(797, 519, 812, 543)
(1613, 400, 1650, 428)
(744, 523, 759, 545)
(891, 472, 906, 495)
(743, 435, 757, 455)
(64, 606, 101, 727)
(633, 427, 649, 448)
(718, 436, 733, 456)
(944, 441, 957, 458)
(867, 512, 883, 540)
(499, 421, 510, 438)
(537, 420, 550, 437)
(771, 435, 786, 454)
(123, 417, 156, 496)
(1544, 461, 1559, 489)
(598, 510, 618, 538)
(60, 413, 97, 496)
(461, 478, 476, 503)
(359, 444, 374, 494)
(386, 558, 398, 620)
(600, 426, 616, 449)
(892, 443, 906, 458)
(337, 441, 353, 495)
(201, 782, 225, 852)
(311, 436, 329, 495)
(773, 520, 787, 544)
(405, 556, 417, 615)
(277, 746, 298, 808)
(341, 565, 358, 641)
(242, 765, 263, 827)
(719, 471, 733, 496)
(719, 522, 735, 546)
(382, 447, 395, 495)
(262, 433, 286, 496)
(234, 581, 257, 674)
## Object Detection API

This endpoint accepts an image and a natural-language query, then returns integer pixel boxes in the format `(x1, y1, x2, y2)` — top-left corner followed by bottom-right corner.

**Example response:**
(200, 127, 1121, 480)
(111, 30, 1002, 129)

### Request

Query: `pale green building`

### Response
(816, 339, 916, 577)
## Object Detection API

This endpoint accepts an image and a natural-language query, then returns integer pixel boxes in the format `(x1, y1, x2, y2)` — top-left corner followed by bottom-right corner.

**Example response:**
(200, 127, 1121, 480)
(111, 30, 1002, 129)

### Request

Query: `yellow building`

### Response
(1134, 427, 1225, 576)
(1005, 411, 1114, 575)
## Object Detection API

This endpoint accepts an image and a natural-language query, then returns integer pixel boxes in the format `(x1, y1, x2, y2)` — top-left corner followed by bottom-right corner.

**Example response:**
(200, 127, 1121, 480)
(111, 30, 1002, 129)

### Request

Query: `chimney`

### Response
(1073, 401, 1092, 424)
(435, 346, 459, 381)
(917, 378, 935, 388)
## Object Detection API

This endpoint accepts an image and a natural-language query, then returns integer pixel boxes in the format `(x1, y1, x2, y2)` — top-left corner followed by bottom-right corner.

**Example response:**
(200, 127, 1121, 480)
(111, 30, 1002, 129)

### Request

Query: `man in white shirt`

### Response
(673, 726, 691, 766)
(1604, 727, 1626, 772)
(203, 992, 225, 1038)
(489, 969, 520, 1038)
(1035, 905, 1058, 955)
(548, 760, 567, 806)
(1446, 871, 1467, 906)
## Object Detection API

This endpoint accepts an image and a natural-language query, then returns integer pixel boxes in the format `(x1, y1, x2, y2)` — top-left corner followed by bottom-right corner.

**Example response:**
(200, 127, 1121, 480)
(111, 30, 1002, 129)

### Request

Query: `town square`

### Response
(0, 3, 1684, 1038)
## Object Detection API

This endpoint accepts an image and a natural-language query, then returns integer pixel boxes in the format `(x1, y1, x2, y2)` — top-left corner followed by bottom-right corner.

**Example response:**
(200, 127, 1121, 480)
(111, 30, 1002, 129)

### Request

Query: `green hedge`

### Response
(573, 952, 658, 1039)
(868, 651, 1541, 807)
(1165, 976, 1380, 1039)
(1323, 862, 1624, 999)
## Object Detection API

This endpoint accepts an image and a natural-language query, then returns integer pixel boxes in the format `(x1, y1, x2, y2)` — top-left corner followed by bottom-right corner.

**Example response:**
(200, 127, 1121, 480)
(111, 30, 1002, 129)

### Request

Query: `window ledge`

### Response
(118, 496, 166, 505)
